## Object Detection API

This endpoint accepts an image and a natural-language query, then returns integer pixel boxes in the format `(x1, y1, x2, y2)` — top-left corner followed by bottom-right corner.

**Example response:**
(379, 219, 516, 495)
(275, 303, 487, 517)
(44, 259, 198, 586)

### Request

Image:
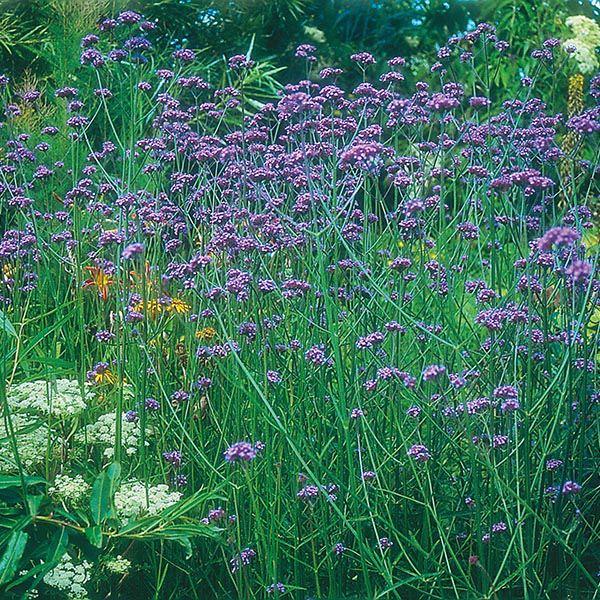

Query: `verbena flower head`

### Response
(351, 52, 376, 65)
(228, 54, 255, 70)
(537, 227, 581, 251)
(407, 444, 431, 462)
(378, 537, 393, 550)
(562, 481, 582, 495)
(266, 582, 286, 594)
(224, 441, 258, 463)
(422, 364, 446, 381)
(230, 548, 256, 573)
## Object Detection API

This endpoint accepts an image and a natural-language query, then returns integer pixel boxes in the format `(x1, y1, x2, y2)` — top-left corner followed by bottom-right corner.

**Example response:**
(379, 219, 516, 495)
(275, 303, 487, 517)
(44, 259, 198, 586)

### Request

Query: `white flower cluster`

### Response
(82, 412, 141, 457)
(114, 480, 182, 520)
(103, 554, 132, 575)
(43, 553, 91, 599)
(48, 473, 90, 505)
(0, 413, 51, 471)
(564, 15, 600, 74)
(8, 379, 89, 419)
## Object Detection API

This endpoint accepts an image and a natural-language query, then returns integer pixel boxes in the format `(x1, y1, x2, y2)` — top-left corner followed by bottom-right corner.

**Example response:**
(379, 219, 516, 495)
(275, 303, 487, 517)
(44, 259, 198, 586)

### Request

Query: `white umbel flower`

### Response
(43, 553, 91, 599)
(49, 474, 90, 505)
(566, 16, 600, 45)
(82, 412, 142, 457)
(114, 480, 182, 520)
(103, 554, 132, 575)
(0, 413, 52, 471)
(564, 15, 600, 74)
(8, 379, 89, 418)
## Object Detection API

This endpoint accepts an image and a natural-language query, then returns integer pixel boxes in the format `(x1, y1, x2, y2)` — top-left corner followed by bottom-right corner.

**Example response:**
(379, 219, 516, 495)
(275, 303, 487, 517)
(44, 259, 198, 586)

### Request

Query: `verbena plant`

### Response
(0, 10, 598, 599)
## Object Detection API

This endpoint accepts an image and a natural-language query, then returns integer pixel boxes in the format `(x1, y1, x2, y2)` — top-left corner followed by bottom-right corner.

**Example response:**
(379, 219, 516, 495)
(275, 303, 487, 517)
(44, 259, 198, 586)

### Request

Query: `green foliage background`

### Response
(1, 0, 598, 95)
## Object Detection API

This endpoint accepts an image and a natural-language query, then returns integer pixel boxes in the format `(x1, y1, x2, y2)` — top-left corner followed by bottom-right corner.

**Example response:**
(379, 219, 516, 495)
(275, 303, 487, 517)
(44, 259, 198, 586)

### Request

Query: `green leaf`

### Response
(3, 306, 75, 364)
(119, 522, 221, 543)
(0, 517, 32, 545)
(85, 525, 103, 548)
(53, 506, 87, 526)
(0, 476, 45, 490)
(6, 528, 68, 592)
(26, 495, 44, 516)
(0, 309, 17, 338)
(0, 531, 28, 586)
(90, 462, 121, 525)
(174, 535, 192, 559)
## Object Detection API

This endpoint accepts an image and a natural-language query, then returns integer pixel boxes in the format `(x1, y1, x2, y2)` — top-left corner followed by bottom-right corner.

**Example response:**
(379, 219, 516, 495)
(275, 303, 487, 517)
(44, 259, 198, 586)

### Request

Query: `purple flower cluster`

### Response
(224, 441, 260, 464)
(230, 547, 256, 573)
(407, 444, 431, 463)
(0, 13, 596, 596)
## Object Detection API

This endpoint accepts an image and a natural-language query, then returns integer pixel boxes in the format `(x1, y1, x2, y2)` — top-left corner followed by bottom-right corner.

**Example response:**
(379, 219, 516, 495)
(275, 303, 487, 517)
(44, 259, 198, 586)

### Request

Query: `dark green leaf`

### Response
(120, 522, 220, 543)
(90, 462, 121, 525)
(85, 525, 103, 548)
(6, 528, 68, 592)
(0, 476, 45, 490)
(0, 310, 17, 338)
(174, 535, 192, 559)
(0, 531, 28, 586)
(26, 495, 44, 516)
(0, 517, 32, 545)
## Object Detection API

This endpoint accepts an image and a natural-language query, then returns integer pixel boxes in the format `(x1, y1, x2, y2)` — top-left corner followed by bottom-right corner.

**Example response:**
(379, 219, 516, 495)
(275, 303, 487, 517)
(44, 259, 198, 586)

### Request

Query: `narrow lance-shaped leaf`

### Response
(0, 530, 28, 586)
(90, 462, 121, 525)
(0, 475, 45, 490)
(0, 309, 16, 338)
(6, 528, 68, 593)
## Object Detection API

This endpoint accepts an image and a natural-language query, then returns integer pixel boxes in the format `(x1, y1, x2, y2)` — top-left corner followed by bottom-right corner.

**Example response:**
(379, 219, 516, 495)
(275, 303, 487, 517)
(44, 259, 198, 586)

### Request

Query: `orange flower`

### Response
(83, 267, 113, 301)
(129, 260, 153, 285)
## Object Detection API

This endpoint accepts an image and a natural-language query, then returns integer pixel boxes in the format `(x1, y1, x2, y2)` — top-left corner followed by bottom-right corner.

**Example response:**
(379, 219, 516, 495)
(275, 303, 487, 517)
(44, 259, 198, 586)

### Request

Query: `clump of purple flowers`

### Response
(422, 364, 446, 381)
(224, 441, 261, 464)
(266, 582, 286, 595)
(407, 444, 431, 463)
(494, 385, 520, 412)
(0, 11, 597, 598)
(230, 547, 256, 573)
(562, 481, 582, 495)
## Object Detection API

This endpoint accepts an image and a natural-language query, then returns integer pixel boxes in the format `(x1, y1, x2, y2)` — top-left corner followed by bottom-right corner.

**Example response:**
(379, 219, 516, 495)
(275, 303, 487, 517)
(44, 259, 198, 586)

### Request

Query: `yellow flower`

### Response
(166, 297, 191, 315)
(590, 306, 600, 332)
(92, 368, 117, 385)
(2, 264, 15, 284)
(195, 327, 217, 341)
(132, 299, 163, 319)
(567, 74, 584, 117)
(175, 336, 188, 367)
